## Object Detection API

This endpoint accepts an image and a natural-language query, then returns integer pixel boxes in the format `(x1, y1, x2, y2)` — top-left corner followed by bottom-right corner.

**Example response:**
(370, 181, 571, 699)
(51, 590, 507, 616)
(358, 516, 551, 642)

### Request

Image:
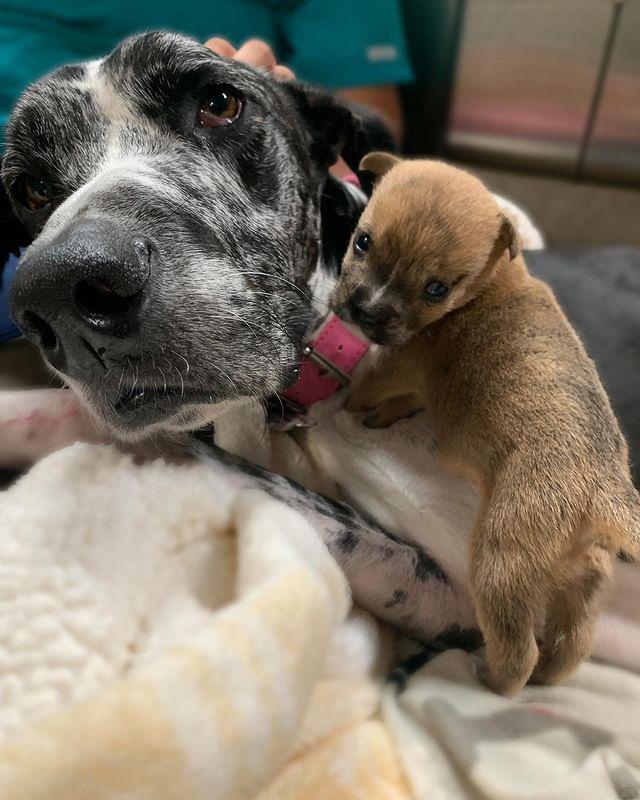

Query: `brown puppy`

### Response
(332, 153, 640, 696)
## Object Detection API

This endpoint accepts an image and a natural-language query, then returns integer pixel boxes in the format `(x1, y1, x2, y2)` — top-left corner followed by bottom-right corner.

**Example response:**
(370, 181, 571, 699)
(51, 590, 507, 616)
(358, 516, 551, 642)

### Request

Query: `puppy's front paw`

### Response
(363, 395, 425, 429)
(345, 396, 376, 414)
(363, 408, 393, 428)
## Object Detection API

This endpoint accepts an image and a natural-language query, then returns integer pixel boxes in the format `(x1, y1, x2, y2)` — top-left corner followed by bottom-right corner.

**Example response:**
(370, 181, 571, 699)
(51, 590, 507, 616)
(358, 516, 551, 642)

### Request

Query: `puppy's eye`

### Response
(425, 280, 449, 301)
(198, 88, 243, 127)
(16, 175, 52, 211)
(354, 232, 371, 255)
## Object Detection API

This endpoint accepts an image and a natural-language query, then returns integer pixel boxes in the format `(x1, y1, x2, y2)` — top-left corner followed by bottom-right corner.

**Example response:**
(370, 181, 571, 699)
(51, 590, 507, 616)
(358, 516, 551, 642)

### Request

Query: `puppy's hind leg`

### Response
(531, 540, 613, 686)
(470, 495, 543, 696)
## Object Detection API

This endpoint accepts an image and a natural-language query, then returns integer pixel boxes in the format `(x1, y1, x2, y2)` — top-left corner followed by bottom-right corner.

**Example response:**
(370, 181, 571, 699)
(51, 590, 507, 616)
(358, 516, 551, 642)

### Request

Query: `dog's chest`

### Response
(301, 386, 480, 589)
(215, 390, 478, 589)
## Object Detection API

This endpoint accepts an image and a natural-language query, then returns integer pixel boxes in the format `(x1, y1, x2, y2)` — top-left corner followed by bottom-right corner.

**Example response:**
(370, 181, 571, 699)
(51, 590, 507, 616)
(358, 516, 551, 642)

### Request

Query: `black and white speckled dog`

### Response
(2, 31, 637, 664)
(1, 30, 479, 646)
(4, 30, 360, 433)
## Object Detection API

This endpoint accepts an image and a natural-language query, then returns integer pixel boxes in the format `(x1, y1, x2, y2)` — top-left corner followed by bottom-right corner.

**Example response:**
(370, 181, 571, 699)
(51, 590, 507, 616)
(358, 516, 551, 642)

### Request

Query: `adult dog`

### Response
(2, 31, 638, 667)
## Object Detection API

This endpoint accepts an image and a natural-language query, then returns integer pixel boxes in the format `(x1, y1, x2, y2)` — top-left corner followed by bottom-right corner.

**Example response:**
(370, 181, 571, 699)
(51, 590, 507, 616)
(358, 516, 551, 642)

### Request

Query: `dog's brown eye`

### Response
(16, 175, 52, 211)
(354, 232, 371, 255)
(198, 89, 243, 127)
(425, 280, 449, 301)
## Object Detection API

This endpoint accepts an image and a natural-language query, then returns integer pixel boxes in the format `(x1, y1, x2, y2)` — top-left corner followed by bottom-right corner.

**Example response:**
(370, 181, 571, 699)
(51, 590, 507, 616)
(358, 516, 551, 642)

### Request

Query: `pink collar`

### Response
(273, 313, 370, 429)
(269, 172, 369, 429)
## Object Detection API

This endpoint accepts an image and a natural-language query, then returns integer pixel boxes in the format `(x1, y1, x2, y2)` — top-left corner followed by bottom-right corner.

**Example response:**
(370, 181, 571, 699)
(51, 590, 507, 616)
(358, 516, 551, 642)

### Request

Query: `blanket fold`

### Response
(0, 446, 347, 798)
(1, 444, 639, 799)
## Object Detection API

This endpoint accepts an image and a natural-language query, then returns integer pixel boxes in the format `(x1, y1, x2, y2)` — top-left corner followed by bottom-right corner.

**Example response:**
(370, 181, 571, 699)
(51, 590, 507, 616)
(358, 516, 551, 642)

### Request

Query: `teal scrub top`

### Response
(0, 0, 413, 139)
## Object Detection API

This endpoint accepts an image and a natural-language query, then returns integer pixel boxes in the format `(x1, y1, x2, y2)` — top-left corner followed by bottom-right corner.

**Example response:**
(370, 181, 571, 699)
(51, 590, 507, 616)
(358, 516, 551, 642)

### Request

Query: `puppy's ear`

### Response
(283, 82, 395, 172)
(359, 151, 401, 177)
(0, 160, 30, 287)
(497, 214, 520, 261)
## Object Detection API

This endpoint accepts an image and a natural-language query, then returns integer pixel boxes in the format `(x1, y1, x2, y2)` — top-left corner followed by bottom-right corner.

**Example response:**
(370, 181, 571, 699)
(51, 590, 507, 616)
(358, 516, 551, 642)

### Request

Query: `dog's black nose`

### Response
(12, 218, 152, 368)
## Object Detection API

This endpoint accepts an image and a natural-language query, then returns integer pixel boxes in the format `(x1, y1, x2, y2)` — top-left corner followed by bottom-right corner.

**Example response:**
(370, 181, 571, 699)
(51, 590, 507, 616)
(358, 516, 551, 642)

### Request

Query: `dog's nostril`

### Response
(75, 279, 140, 320)
(88, 278, 115, 296)
(22, 311, 58, 351)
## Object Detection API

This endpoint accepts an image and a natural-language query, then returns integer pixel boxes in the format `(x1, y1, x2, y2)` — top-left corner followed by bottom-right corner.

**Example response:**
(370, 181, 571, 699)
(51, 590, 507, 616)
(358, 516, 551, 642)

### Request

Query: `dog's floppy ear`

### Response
(320, 173, 367, 275)
(0, 160, 30, 286)
(283, 82, 395, 172)
(496, 214, 520, 261)
(359, 151, 401, 177)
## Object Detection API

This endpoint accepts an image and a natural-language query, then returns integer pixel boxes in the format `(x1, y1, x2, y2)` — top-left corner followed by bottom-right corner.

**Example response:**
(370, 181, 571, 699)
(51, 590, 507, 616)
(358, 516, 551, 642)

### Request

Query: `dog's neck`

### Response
(318, 174, 367, 277)
(306, 173, 367, 324)
(263, 174, 369, 429)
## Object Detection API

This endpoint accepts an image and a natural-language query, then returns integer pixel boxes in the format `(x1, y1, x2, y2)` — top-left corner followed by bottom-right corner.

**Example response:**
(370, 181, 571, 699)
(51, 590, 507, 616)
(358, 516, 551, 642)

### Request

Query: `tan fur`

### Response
(332, 156, 640, 696)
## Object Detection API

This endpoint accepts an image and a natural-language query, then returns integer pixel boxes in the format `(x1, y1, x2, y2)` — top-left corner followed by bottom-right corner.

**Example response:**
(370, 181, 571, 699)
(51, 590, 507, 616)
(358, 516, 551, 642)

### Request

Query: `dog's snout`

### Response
(12, 218, 152, 363)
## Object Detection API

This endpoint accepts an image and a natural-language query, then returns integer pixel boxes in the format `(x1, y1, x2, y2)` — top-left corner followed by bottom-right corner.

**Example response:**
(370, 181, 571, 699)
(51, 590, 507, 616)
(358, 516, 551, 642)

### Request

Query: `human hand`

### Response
(205, 37, 353, 179)
(205, 37, 295, 80)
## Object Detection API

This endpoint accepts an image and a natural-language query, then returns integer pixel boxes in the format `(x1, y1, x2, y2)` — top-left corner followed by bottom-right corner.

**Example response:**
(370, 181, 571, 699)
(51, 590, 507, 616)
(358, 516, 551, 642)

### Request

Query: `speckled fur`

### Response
(3, 31, 364, 437)
(0, 39, 477, 650)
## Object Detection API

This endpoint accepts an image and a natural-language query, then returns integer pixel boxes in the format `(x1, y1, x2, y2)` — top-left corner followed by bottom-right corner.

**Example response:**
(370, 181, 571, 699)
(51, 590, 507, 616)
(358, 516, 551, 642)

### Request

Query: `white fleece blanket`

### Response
(0, 443, 410, 799)
(1, 443, 639, 800)
(385, 653, 640, 799)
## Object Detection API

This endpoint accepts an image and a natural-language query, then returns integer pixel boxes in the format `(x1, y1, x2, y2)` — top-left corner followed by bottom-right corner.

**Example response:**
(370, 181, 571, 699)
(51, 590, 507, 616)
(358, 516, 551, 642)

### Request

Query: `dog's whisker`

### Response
(170, 350, 191, 378)
(157, 362, 168, 395)
(115, 360, 126, 400)
(130, 361, 139, 395)
(234, 270, 314, 305)
(206, 307, 286, 378)
(164, 355, 185, 400)
(208, 362, 242, 401)
(243, 292, 302, 349)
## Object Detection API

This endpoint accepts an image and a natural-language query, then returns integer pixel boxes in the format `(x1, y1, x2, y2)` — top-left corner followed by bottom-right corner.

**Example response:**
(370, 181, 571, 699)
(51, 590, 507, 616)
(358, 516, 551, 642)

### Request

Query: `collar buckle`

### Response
(267, 312, 370, 430)
(302, 344, 350, 386)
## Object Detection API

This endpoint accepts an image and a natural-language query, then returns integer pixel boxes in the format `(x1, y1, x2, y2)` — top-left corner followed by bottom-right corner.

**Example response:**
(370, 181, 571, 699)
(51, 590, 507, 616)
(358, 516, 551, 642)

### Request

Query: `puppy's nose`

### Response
(12, 218, 152, 368)
(348, 295, 391, 329)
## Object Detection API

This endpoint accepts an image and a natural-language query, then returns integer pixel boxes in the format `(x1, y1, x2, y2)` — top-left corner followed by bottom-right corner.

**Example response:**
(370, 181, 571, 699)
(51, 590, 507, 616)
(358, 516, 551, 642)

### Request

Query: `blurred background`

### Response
(2, 0, 639, 358)
(1, 0, 638, 466)
(402, 0, 640, 248)
(1, 0, 639, 247)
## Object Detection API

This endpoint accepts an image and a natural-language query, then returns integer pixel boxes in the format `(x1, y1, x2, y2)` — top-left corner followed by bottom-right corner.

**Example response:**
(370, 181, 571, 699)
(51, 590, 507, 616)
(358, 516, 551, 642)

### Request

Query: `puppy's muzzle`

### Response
(12, 217, 152, 374)
(346, 294, 398, 344)
(348, 296, 389, 327)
